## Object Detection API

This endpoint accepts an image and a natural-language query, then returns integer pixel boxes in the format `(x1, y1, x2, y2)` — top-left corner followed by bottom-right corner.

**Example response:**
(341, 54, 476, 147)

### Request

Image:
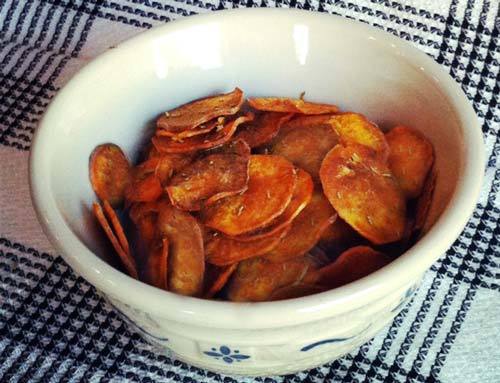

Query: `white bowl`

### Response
(29, 9, 484, 376)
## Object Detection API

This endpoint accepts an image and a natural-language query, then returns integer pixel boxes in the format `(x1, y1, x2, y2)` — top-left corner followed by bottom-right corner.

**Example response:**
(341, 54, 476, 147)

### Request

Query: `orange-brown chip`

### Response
(125, 173, 163, 203)
(233, 112, 293, 148)
(156, 118, 223, 140)
(248, 97, 338, 115)
(166, 153, 249, 211)
(386, 125, 434, 199)
(204, 263, 238, 299)
(304, 246, 391, 288)
(143, 238, 169, 290)
(93, 202, 138, 279)
(269, 283, 328, 301)
(156, 202, 205, 296)
(233, 168, 313, 242)
(202, 155, 296, 236)
(152, 114, 254, 154)
(320, 144, 406, 245)
(413, 168, 436, 235)
(328, 113, 388, 157)
(319, 217, 362, 253)
(89, 144, 131, 207)
(270, 116, 339, 181)
(156, 88, 244, 133)
(226, 256, 316, 302)
(102, 200, 130, 256)
(205, 226, 289, 266)
(265, 192, 337, 263)
(207, 138, 251, 157)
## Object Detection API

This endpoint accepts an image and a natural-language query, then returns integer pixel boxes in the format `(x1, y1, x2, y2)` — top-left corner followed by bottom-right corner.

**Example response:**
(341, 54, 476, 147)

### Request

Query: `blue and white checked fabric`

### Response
(0, 1, 499, 382)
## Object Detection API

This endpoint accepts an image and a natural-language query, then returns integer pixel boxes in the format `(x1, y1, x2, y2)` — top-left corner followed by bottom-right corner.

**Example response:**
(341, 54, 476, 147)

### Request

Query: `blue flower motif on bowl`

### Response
(203, 346, 250, 363)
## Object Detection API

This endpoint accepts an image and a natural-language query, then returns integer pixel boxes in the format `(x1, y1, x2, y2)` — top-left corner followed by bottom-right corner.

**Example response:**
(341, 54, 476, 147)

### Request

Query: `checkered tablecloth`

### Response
(1, 1, 499, 382)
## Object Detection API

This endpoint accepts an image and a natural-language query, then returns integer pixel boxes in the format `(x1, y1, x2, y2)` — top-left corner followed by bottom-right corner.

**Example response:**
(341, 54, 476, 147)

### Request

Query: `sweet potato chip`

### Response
(156, 202, 204, 296)
(248, 97, 338, 114)
(202, 155, 296, 236)
(413, 168, 436, 235)
(270, 283, 327, 301)
(166, 153, 249, 211)
(304, 246, 391, 288)
(93, 202, 138, 278)
(143, 238, 169, 290)
(328, 113, 388, 157)
(208, 138, 251, 157)
(265, 192, 337, 263)
(125, 173, 162, 203)
(270, 117, 339, 181)
(156, 117, 223, 140)
(320, 144, 406, 244)
(205, 226, 289, 266)
(102, 200, 130, 256)
(204, 263, 238, 299)
(319, 217, 362, 253)
(89, 144, 131, 207)
(156, 88, 244, 133)
(234, 168, 313, 242)
(386, 125, 434, 199)
(226, 256, 316, 302)
(233, 112, 293, 148)
(152, 114, 254, 154)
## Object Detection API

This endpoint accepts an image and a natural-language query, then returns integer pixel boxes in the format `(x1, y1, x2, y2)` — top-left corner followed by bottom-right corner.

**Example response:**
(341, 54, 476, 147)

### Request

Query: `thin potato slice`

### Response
(413, 169, 436, 235)
(226, 256, 316, 302)
(271, 117, 339, 181)
(270, 283, 328, 301)
(319, 217, 362, 253)
(93, 202, 138, 278)
(206, 226, 289, 266)
(386, 125, 434, 199)
(143, 238, 169, 290)
(125, 173, 163, 203)
(156, 118, 223, 140)
(265, 192, 337, 263)
(89, 144, 131, 207)
(320, 144, 406, 245)
(204, 263, 238, 299)
(202, 155, 296, 236)
(102, 200, 130, 256)
(156, 202, 205, 296)
(234, 112, 293, 148)
(156, 88, 244, 133)
(328, 113, 388, 156)
(152, 114, 254, 154)
(166, 153, 249, 211)
(304, 246, 391, 288)
(248, 97, 338, 114)
(234, 168, 313, 242)
(207, 138, 251, 157)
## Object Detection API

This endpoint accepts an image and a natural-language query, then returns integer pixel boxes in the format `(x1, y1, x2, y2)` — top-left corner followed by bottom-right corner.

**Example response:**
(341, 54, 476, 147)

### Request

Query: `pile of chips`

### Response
(89, 88, 435, 301)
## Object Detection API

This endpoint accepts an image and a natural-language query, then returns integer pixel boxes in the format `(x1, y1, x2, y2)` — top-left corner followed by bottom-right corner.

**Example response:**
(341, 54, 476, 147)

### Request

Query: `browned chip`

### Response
(89, 144, 131, 207)
(102, 200, 130, 256)
(248, 97, 338, 114)
(270, 116, 339, 181)
(233, 112, 293, 148)
(156, 88, 244, 133)
(234, 168, 313, 242)
(386, 125, 434, 199)
(156, 118, 223, 140)
(143, 238, 169, 290)
(304, 246, 391, 288)
(206, 138, 251, 157)
(328, 113, 388, 157)
(226, 256, 316, 302)
(202, 155, 296, 236)
(166, 153, 249, 211)
(152, 114, 254, 154)
(204, 263, 238, 299)
(205, 226, 289, 266)
(265, 192, 337, 263)
(93, 202, 138, 279)
(413, 169, 436, 235)
(270, 283, 328, 301)
(319, 217, 362, 253)
(156, 202, 205, 296)
(320, 144, 406, 245)
(125, 173, 163, 203)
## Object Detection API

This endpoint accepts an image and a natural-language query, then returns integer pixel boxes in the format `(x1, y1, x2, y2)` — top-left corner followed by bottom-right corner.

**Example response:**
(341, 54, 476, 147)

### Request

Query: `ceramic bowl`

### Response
(29, 9, 484, 376)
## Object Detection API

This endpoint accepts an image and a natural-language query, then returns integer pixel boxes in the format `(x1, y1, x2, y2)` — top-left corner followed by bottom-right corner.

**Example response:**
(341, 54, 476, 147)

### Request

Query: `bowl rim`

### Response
(29, 8, 484, 329)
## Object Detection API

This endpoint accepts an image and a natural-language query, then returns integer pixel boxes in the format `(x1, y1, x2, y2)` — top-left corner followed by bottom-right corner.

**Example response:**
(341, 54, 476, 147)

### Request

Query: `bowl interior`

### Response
(31, 10, 478, 326)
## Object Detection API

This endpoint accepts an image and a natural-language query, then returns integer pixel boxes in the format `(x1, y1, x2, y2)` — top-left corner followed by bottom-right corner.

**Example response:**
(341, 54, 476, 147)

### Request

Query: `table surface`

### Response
(0, 0, 499, 382)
